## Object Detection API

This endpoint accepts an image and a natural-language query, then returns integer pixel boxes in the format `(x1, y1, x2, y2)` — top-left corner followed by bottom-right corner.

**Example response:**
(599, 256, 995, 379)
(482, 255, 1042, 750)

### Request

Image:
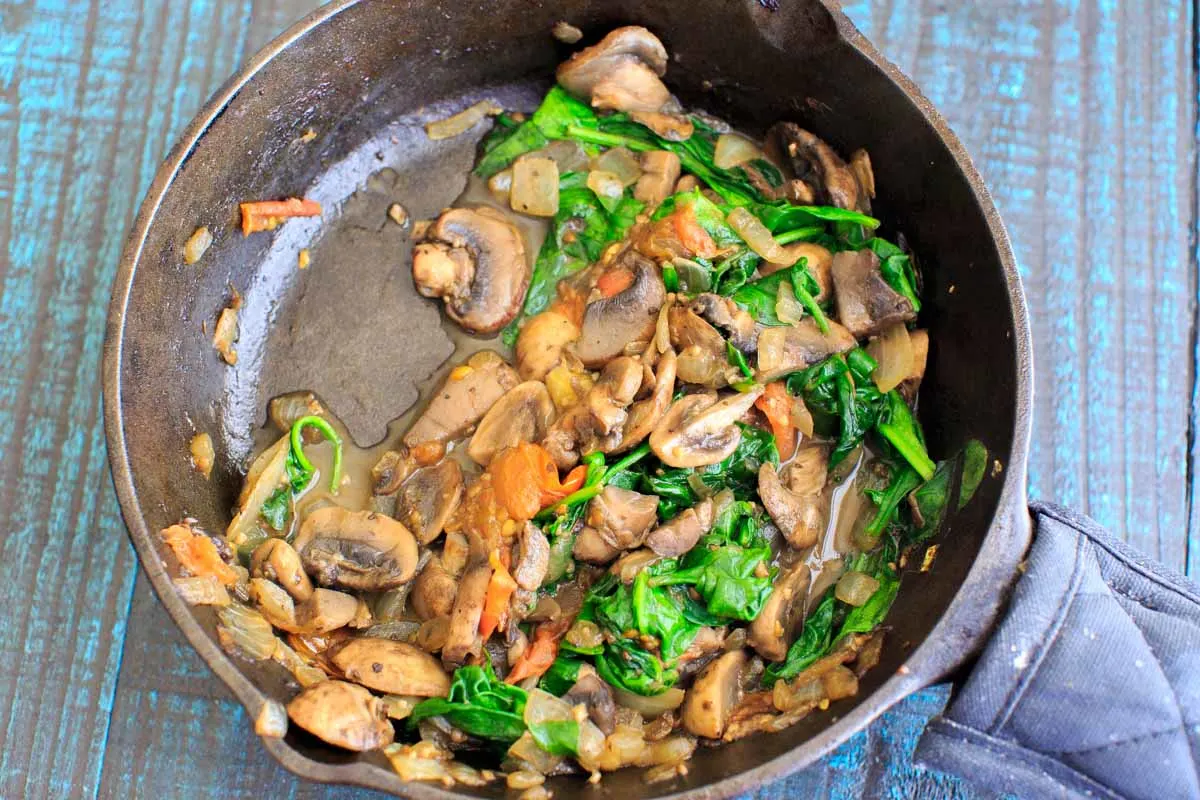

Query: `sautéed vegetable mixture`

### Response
(167, 26, 986, 793)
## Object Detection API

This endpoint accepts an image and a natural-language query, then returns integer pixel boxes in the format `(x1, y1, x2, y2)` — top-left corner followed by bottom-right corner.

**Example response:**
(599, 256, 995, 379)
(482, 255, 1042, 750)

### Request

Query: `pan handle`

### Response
(911, 503, 1200, 799)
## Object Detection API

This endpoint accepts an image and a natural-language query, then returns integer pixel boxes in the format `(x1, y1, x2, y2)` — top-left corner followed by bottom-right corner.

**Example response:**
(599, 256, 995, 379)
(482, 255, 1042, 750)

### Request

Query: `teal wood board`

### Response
(0, 0, 1193, 797)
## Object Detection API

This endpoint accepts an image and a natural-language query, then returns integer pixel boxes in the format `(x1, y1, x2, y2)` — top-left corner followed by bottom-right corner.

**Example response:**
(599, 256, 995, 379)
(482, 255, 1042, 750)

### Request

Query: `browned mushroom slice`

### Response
(287, 680, 394, 751)
(646, 498, 714, 557)
(442, 562, 492, 666)
(404, 351, 519, 448)
(755, 318, 857, 383)
(690, 293, 756, 354)
(649, 388, 763, 469)
(331, 638, 450, 697)
(541, 405, 591, 470)
(467, 381, 556, 466)
(573, 526, 621, 564)
(556, 26, 670, 113)
(829, 249, 916, 339)
(586, 486, 659, 551)
(395, 459, 463, 545)
(412, 207, 530, 335)
(758, 462, 827, 550)
(563, 668, 618, 735)
(748, 562, 811, 661)
(251, 538, 313, 601)
(787, 446, 829, 496)
(513, 522, 551, 591)
(768, 123, 859, 210)
(609, 349, 676, 453)
(681, 649, 747, 739)
(848, 148, 875, 214)
(576, 255, 665, 368)
(293, 507, 420, 592)
(371, 448, 417, 496)
(677, 625, 727, 679)
(411, 556, 458, 621)
(634, 150, 683, 207)
(899, 329, 929, 403)
(515, 308, 580, 381)
(586, 357, 643, 435)
(298, 588, 361, 634)
(669, 305, 729, 388)
(226, 436, 289, 546)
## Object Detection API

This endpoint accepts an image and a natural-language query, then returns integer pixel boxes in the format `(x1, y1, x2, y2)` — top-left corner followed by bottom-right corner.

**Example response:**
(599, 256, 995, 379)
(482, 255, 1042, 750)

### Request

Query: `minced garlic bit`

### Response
(299, 127, 317, 143)
(424, 99, 503, 140)
(298, 248, 311, 270)
(388, 202, 409, 227)
(449, 365, 474, 381)
(212, 289, 241, 365)
(992, 458, 1004, 477)
(255, 700, 288, 738)
(189, 432, 215, 479)
(920, 544, 939, 573)
(552, 20, 584, 43)
(183, 226, 213, 265)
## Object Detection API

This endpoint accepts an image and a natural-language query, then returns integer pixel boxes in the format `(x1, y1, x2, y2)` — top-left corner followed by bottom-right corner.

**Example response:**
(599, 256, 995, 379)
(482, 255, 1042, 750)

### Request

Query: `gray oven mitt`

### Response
(914, 502, 1200, 799)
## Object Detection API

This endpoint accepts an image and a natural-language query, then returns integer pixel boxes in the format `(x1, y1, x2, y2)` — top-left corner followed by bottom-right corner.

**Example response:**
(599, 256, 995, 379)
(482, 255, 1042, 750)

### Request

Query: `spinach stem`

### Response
(291, 415, 343, 493)
(774, 226, 825, 244)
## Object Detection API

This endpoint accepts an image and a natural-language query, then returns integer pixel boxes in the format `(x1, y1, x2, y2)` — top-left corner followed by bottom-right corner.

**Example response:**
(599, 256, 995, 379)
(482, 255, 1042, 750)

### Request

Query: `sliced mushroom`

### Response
(573, 525, 622, 564)
(586, 357, 643, 435)
(467, 381, 556, 466)
(848, 148, 875, 214)
(586, 486, 660, 551)
(677, 625, 727, 679)
(515, 309, 580, 381)
(681, 649, 747, 739)
(331, 638, 451, 697)
(250, 538, 313, 601)
(899, 328, 929, 403)
(830, 249, 916, 339)
(556, 26, 670, 113)
(411, 556, 458, 621)
(412, 207, 530, 335)
(294, 507, 420, 592)
(691, 294, 756, 354)
(755, 318, 857, 383)
(298, 588, 362, 634)
(646, 498, 714, 557)
(404, 350, 520, 447)
(748, 562, 811, 662)
(287, 680, 394, 751)
(610, 349, 676, 453)
(541, 405, 591, 470)
(248, 577, 303, 632)
(442, 562, 492, 666)
(441, 531, 470, 578)
(576, 255, 665, 368)
(669, 305, 729, 388)
(513, 522, 551, 590)
(371, 448, 417, 496)
(758, 462, 826, 550)
(786, 447, 828, 497)
(563, 668, 618, 735)
(768, 123, 859, 210)
(395, 459, 463, 545)
(649, 388, 763, 469)
(609, 548, 662, 583)
(634, 150, 683, 207)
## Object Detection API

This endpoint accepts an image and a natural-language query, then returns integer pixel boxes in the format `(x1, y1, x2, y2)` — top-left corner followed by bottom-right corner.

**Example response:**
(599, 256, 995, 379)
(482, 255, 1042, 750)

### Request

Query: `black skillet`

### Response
(103, 0, 1034, 796)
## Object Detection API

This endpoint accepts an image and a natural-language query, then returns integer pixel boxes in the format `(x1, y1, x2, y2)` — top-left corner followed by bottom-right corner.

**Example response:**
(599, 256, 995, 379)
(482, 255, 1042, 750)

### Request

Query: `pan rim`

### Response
(101, 1, 1035, 797)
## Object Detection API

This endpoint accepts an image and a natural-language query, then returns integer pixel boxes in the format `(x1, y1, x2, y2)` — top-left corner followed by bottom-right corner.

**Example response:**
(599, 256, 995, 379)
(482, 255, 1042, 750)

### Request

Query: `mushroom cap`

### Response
(413, 207, 530, 335)
(649, 387, 763, 468)
(768, 123, 860, 210)
(646, 497, 714, 557)
(586, 485, 660, 550)
(467, 380, 556, 466)
(610, 349, 676, 453)
(442, 562, 492, 666)
(287, 680, 394, 752)
(755, 318, 857, 383)
(250, 538, 313, 601)
(757, 462, 827, 550)
(513, 522, 551, 591)
(404, 350, 520, 448)
(748, 562, 812, 662)
(515, 309, 580, 381)
(294, 506, 420, 592)
(395, 459, 463, 544)
(586, 357, 643, 435)
(410, 556, 458, 621)
(556, 26, 670, 113)
(681, 649, 747, 739)
(576, 256, 665, 368)
(669, 305, 729, 388)
(829, 249, 917, 339)
(331, 638, 451, 697)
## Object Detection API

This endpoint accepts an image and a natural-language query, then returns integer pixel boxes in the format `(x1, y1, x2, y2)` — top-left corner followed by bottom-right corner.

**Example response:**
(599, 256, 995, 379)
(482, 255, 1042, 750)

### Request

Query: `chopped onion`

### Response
(527, 595, 562, 622)
(727, 207, 791, 264)
(866, 323, 914, 392)
(835, 571, 880, 607)
(216, 603, 276, 661)
(511, 156, 560, 217)
(790, 396, 815, 438)
(507, 771, 545, 790)
(385, 743, 454, 783)
(594, 147, 642, 186)
(487, 168, 513, 204)
(775, 281, 805, 325)
(508, 731, 563, 774)
(414, 615, 450, 653)
(772, 673, 825, 712)
(173, 575, 229, 607)
(676, 346, 723, 386)
(183, 226, 212, 264)
(587, 170, 624, 206)
(552, 20, 583, 43)
(425, 99, 502, 140)
(655, 298, 673, 354)
(672, 258, 712, 293)
(532, 140, 590, 172)
(612, 686, 685, 718)
(255, 700, 288, 738)
(713, 133, 763, 169)
(381, 694, 420, 720)
(525, 689, 573, 726)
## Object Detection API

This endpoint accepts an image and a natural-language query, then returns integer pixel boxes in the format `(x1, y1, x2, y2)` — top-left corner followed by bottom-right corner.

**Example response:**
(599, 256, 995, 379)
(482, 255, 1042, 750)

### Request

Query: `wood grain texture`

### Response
(0, 0, 1190, 798)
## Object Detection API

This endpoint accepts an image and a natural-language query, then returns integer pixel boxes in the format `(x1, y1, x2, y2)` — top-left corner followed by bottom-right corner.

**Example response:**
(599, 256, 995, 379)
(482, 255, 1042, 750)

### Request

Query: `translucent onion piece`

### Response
(385, 744, 454, 783)
(775, 281, 805, 325)
(726, 207, 791, 264)
(508, 731, 564, 774)
(487, 169, 513, 204)
(511, 156, 560, 217)
(532, 140, 590, 173)
(713, 133, 763, 169)
(866, 323, 914, 393)
(587, 170, 625, 206)
(595, 147, 643, 187)
(612, 686, 685, 718)
(639, 734, 696, 766)
(425, 99, 502, 140)
(183, 226, 212, 264)
(173, 575, 230, 607)
(552, 20, 584, 43)
(676, 347, 723, 386)
(381, 694, 420, 720)
(835, 570, 881, 607)
(216, 603, 276, 660)
(525, 688, 574, 726)
(255, 700, 288, 738)
(655, 298, 673, 354)
(790, 396, 815, 438)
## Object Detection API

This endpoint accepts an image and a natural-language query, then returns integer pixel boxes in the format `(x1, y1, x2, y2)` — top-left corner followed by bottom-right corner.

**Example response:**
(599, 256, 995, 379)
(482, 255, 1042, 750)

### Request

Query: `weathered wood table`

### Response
(0, 0, 1193, 797)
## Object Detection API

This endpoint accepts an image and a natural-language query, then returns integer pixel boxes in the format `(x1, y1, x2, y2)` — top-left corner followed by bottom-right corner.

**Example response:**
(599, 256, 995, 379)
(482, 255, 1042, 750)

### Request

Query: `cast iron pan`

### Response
(103, 0, 1034, 796)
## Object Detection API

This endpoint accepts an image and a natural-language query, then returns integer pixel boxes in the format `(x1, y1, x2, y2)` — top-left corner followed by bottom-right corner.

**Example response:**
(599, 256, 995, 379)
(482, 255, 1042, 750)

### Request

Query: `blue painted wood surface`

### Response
(0, 0, 1193, 797)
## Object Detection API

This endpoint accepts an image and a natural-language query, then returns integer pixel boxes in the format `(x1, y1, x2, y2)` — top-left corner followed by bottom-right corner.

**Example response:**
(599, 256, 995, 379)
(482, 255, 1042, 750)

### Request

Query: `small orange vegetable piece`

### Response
(672, 204, 718, 259)
(240, 198, 322, 235)
(596, 268, 634, 299)
(479, 551, 519, 641)
(160, 522, 239, 586)
(506, 619, 569, 685)
(491, 442, 584, 521)
(756, 381, 797, 461)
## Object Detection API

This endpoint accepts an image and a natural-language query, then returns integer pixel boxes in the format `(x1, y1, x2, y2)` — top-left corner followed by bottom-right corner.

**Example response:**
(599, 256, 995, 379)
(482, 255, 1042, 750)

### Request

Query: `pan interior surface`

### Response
(107, 0, 1028, 796)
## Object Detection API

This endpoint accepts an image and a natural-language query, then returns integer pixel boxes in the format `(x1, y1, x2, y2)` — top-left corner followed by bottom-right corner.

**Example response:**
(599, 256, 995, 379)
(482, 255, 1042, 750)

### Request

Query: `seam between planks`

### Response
(1186, 0, 1200, 578)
